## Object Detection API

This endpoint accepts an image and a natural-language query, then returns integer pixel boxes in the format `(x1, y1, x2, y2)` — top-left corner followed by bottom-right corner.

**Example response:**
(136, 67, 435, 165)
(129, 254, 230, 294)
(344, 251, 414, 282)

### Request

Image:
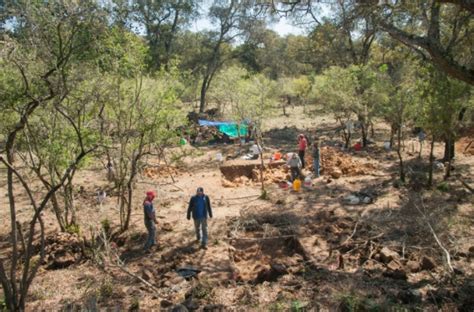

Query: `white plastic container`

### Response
(216, 153, 223, 162)
(304, 176, 312, 188)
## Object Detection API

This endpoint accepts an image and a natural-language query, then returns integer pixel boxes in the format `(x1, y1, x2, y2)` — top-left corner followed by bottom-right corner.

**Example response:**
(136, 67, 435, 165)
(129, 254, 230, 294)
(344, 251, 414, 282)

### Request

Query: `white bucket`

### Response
(304, 176, 312, 188)
(216, 153, 223, 162)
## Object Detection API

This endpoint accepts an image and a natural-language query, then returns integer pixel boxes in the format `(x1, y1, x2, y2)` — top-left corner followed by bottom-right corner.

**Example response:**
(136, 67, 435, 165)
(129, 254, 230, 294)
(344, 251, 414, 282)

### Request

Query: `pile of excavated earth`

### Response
(220, 146, 378, 187)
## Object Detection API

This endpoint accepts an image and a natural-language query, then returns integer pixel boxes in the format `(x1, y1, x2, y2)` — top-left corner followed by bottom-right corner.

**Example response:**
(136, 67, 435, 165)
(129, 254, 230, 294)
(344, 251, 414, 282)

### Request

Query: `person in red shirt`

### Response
(298, 134, 307, 168)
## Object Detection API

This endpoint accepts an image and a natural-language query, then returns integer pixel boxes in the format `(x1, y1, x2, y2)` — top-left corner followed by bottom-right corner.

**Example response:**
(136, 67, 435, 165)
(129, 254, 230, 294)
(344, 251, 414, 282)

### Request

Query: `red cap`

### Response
(146, 191, 156, 200)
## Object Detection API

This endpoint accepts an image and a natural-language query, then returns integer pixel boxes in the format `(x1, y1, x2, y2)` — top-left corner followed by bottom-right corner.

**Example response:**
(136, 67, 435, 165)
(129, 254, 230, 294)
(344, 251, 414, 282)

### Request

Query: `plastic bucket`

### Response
(293, 179, 301, 191)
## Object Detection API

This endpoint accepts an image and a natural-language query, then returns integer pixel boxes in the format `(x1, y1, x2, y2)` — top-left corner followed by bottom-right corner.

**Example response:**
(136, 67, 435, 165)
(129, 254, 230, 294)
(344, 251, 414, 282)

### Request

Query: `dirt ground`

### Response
(1, 107, 473, 311)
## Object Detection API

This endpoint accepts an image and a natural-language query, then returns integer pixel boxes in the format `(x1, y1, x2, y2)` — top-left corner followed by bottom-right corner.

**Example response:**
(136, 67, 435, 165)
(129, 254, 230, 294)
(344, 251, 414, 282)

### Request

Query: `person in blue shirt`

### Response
(143, 191, 158, 251)
(312, 139, 321, 178)
(187, 187, 213, 249)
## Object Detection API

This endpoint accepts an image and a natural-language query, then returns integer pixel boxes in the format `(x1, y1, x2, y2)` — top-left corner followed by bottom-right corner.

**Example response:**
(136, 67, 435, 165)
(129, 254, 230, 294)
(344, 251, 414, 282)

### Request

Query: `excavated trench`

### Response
(219, 159, 286, 181)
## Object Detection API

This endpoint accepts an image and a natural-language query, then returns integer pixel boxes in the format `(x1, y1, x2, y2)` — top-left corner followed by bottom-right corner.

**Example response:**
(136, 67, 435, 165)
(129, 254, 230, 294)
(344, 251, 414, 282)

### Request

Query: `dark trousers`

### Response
(290, 167, 301, 182)
(298, 150, 305, 168)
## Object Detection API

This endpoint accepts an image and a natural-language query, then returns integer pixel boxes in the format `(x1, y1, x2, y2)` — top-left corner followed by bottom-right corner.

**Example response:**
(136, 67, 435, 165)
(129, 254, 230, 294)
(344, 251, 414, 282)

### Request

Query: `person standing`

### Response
(312, 139, 321, 177)
(143, 191, 158, 251)
(287, 153, 302, 182)
(187, 187, 213, 249)
(298, 134, 307, 168)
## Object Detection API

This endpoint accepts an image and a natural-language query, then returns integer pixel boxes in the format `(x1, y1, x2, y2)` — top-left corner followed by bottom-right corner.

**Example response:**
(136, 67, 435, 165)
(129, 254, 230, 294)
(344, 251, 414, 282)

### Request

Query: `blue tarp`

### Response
(198, 120, 234, 127)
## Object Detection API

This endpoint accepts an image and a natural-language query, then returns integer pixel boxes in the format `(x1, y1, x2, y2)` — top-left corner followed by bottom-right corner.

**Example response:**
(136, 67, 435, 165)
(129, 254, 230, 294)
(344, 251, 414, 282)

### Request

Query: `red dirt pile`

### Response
(316, 146, 376, 178)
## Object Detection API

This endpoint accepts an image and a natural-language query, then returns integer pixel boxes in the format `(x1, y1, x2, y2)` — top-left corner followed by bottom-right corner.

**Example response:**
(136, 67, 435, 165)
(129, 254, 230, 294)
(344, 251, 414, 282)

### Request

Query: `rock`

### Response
(171, 304, 189, 312)
(254, 262, 288, 283)
(203, 304, 226, 311)
(344, 195, 360, 205)
(183, 298, 199, 310)
(379, 247, 400, 264)
(386, 260, 403, 271)
(420, 256, 436, 271)
(398, 289, 422, 304)
(363, 259, 384, 272)
(49, 253, 76, 269)
(383, 268, 407, 280)
(270, 262, 288, 275)
(162, 223, 173, 232)
(406, 260, 421, 273)
(160, 299, 173, 308)
(141, 269, 154, 282)
(469, 246, 474, 257)
(331, 169, 342, 179)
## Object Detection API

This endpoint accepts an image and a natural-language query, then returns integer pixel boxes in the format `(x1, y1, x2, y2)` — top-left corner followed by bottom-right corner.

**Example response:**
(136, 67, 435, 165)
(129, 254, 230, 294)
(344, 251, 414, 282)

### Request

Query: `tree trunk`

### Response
(389, 125, 396, 148)
(199, 75, 209, 113)
(361, 123, 368, 147)
(444, 137, 453, 180)
(5, 140, 19, 311)
(419, 140, 423, 159)
(443, 138, 455, 161)
(428, 136, 435, 187)
(256, 132, 265, 192)
(50, 193, 66, 232)
(396, 123, 405, 182)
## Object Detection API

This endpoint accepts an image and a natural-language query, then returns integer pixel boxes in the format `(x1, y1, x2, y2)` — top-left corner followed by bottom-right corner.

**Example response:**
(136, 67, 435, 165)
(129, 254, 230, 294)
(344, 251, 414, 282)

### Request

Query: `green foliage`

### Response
(259, 189, 269, 200)
(415, 65, 472, 140)
(98, 278, 114, 301)
(101, 219, 111, 234)
(437, 181, 450, 192)
(291, 300, 303, 311)
(191, 281, 213, 300)
(129, 297, 140, 311)
(65, 223, 81, 235)
(0, 297, 6, 311)
(336, 292, 380, 312)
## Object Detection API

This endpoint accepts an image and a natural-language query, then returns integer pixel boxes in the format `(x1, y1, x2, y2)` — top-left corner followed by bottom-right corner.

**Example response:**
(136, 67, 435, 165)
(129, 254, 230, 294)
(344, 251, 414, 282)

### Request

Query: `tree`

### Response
(313, 67, 355, 148)
(105, 73, 185, 232)
(131, 0, 198, 70)
(314, 65, 389, 148)
(417, 65, 472, 184)
(0, 1, 107, 310)
(17, 76, 103, 232)
(198, 0, 263, 113)
(277, 0, 473, 85)
(381, 63, 418, 182)
(359, 0, 474, 85)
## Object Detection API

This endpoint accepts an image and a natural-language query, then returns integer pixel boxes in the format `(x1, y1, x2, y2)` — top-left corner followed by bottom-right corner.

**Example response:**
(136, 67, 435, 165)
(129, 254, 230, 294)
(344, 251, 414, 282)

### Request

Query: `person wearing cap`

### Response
(287, 152, 302, 182)
(187, 187, 213, 249)
(298, 134, 307, 168)
(143, 191, 158, 251)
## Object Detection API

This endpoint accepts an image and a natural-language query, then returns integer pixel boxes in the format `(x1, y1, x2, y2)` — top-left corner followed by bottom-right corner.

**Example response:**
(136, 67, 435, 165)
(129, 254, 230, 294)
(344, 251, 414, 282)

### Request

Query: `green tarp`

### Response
(217, 123, 248, 138)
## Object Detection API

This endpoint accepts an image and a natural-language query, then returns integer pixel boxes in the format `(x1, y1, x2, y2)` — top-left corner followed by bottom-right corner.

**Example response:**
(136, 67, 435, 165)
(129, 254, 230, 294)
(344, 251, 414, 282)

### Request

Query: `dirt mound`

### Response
(220, 147, 377, 187)
(142, 165, 182, 179)
(316, 146, 376, 178)
(43, 232, 84, 270)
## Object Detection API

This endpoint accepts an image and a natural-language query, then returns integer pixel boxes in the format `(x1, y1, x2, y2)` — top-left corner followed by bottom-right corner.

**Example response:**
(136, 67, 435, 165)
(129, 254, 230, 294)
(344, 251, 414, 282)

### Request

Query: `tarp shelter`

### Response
(198, 119, 248, 138)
